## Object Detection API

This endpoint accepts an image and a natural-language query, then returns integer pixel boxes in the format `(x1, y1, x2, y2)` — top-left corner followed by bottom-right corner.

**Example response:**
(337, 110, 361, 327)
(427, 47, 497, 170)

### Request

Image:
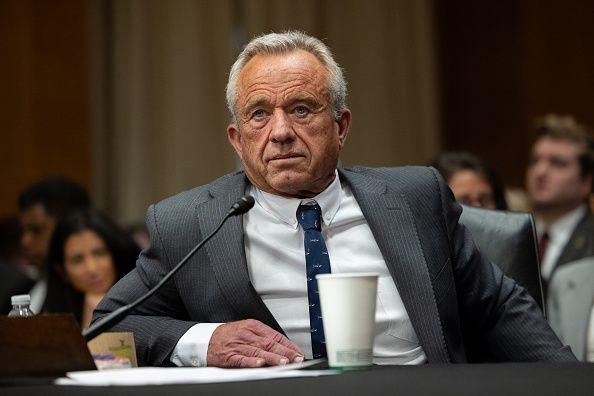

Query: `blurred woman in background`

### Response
(44, 209, 139, 327)
(432, 151, 508, 210)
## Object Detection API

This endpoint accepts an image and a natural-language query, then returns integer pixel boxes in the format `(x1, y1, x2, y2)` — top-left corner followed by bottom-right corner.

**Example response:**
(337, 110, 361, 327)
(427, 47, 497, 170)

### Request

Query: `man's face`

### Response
(526, 137, 592, 211)
(19, 203, 56, 268)
(227, 50, 351, 198)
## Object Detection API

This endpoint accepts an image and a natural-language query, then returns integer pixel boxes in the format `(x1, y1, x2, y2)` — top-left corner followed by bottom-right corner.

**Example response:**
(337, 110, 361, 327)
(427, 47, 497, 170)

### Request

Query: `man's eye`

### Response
(551, 158, 569, 168)
(29, 226, 43, 236)
(529, 157, 539, 166)
(293, 106, 310, 116)
(251, 109, 266, 119)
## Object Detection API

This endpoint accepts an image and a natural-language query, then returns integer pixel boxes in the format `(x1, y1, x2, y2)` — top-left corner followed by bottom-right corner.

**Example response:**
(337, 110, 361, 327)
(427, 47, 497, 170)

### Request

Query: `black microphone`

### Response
(82, 195, 255, 342)
(227, 195, 255, 216)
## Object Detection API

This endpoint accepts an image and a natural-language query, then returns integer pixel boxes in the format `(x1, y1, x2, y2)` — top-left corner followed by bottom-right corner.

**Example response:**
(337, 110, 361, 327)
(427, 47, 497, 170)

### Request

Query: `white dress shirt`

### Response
(29, 278, 46, 314)
(537, 204, 587, 280)
(171, 172, 426, 366)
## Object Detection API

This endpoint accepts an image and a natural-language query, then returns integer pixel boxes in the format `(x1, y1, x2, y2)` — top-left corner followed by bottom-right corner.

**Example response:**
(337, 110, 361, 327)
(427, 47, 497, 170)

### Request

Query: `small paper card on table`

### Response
(87, 332, 138, 367)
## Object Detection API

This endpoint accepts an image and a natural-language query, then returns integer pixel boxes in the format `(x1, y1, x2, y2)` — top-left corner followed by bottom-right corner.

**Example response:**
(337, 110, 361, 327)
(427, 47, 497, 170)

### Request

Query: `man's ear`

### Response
(335, 109, 352, 149)
(227, 124, 243, 159)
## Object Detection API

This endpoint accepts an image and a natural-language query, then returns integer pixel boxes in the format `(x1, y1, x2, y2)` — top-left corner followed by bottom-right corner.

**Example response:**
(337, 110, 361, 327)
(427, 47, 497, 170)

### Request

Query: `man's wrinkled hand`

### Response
(206, 319, 305, 368)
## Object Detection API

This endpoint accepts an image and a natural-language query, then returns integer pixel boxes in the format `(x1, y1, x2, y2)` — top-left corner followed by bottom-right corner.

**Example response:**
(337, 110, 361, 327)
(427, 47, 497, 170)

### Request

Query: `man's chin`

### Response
(531, 199, 575, 212)
(267, 176, 335, 198)
(262, 175, 307, 196)
(269, 183, 311, 198)
(530, 199, 552, 209)
(22, 255, 43, 269)
(528, 191, 553, 205)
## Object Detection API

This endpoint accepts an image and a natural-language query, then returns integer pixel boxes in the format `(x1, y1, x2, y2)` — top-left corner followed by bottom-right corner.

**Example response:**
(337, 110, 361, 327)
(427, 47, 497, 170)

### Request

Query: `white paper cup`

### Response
(316, 273, 378, 370)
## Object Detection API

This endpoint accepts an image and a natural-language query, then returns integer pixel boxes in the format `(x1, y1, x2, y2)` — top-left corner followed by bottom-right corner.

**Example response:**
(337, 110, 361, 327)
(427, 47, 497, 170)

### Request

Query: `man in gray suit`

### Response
(526, 114, 594, 294)
(94, 32, 575, 367)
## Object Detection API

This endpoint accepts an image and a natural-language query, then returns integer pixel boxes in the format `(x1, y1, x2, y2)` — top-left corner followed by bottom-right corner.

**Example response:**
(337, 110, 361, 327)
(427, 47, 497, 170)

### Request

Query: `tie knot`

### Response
(297, 203, 322, 231)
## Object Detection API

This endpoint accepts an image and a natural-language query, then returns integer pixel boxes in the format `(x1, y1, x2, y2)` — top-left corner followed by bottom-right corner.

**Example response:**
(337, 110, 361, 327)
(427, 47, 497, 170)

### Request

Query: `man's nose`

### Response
(21, 232, 31, 250)
(531, 160, 549, 177)
(269, 110, 295, 143)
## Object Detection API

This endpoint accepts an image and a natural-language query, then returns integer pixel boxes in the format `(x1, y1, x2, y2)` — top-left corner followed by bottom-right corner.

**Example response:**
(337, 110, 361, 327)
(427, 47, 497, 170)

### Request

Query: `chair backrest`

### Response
(459, 205, 545, 311)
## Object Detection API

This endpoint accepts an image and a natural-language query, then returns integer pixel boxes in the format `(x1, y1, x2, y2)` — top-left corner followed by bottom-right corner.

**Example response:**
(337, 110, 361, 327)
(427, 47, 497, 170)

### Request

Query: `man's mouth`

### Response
(22, 251, 40, 264)
(268, 153, 304, 162)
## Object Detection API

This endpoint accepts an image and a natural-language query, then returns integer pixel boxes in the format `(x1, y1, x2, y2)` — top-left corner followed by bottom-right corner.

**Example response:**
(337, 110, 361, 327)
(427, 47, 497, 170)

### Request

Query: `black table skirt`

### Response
(3, 363, 594, 396)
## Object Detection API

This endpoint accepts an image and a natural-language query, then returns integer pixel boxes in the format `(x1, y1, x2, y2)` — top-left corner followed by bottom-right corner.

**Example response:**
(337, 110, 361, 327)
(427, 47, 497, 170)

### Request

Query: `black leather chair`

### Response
(459, 205, 545, 311)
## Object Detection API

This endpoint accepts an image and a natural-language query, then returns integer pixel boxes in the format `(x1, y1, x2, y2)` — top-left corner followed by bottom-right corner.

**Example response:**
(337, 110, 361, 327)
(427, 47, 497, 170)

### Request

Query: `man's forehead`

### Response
(534, 137, 582, 155)
(20, 203, 52, 222)
(238, 50, 327, 85)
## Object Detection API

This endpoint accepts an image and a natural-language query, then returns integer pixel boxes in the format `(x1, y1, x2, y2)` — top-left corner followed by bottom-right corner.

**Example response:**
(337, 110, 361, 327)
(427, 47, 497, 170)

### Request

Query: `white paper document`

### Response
(56, 359, 337, 386)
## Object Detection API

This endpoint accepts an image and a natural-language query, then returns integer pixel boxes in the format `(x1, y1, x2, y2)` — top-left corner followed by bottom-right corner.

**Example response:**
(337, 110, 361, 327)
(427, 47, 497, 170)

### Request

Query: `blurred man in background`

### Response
(526, 114, 594, 293)
(12, 177, 91, 312)
(0, 217, 33, 314)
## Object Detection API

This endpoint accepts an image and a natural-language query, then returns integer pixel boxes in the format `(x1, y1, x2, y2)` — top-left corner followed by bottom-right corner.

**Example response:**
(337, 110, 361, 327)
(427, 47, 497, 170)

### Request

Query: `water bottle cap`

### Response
(11, 294, 31, 305)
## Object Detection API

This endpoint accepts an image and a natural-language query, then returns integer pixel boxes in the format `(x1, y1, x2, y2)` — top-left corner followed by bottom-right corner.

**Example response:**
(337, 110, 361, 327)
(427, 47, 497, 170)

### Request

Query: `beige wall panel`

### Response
(323, 0, 440, 167)
(104, 0, 235, 222)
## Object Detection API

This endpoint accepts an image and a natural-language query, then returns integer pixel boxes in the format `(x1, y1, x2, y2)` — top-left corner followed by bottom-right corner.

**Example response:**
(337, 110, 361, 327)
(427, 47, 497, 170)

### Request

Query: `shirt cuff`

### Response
(170, 323, 223, 367)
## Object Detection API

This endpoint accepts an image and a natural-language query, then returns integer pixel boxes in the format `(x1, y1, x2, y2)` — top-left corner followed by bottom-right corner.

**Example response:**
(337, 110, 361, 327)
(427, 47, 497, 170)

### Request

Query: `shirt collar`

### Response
(537, 204, 587, 239)
(249, 170, 342, 229)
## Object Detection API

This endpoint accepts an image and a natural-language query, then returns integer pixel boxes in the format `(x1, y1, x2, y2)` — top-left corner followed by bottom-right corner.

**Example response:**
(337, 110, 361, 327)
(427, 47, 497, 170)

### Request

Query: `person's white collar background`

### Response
(538, 204, 587, 280)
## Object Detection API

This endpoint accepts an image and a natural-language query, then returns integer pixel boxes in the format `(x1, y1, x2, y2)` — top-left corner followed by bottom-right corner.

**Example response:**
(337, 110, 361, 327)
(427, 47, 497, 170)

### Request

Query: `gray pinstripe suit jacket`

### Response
(94, 166, 576, 365)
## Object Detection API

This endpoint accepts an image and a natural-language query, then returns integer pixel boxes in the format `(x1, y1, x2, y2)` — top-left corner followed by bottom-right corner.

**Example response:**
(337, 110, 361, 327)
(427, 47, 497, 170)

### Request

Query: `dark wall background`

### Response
(0, 0, 91, 217)
(437, 0, 594, 187)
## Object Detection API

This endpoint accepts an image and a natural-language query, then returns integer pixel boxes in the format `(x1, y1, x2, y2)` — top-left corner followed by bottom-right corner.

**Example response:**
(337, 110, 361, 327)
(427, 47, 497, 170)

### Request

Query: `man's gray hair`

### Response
(226, 31, 347, 123)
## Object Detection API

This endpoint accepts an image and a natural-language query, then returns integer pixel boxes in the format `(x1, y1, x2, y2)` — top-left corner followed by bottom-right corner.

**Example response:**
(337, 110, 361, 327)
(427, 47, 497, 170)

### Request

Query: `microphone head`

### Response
(229, 195, 255, 216)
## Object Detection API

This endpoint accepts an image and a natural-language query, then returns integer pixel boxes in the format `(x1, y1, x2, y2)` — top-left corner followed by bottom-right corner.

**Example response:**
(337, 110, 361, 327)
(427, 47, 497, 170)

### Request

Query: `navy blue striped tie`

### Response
(297, 202, 331, 359)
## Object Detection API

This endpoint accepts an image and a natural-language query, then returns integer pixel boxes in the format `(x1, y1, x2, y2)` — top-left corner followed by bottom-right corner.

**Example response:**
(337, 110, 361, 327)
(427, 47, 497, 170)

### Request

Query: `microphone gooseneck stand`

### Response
(82, 195, 255, 342)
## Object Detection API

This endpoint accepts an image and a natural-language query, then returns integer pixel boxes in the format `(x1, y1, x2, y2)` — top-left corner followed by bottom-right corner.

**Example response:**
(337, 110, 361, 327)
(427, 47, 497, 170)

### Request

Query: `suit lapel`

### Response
(556, 212, 594, 268)
(339, 169, 450, 363)
(197, 173, 284, 334)
(558, 262, 594, 359)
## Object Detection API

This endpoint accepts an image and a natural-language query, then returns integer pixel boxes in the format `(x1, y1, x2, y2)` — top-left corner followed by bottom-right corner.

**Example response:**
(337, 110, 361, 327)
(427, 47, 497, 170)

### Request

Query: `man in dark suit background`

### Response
(0, 217, 34, 314)
(526, 115, 594, 294)
(94, 31, 575, 367)
(0, 177, 91, 313)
